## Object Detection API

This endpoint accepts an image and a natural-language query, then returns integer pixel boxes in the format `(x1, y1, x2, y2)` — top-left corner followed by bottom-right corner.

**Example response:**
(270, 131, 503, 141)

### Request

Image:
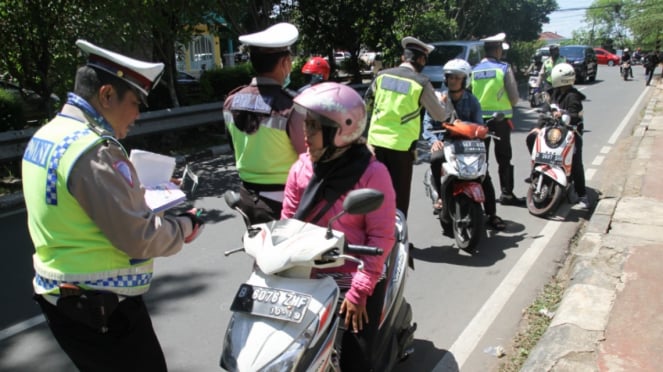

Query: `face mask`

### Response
(283, 73, 291, 88)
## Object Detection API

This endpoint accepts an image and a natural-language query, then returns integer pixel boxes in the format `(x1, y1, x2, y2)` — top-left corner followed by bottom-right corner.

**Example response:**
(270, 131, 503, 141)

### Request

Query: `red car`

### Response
(594, 48, 620, 66)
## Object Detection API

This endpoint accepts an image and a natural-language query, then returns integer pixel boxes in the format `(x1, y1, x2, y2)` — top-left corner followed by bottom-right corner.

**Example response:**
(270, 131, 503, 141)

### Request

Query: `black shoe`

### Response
(499, 193, 526, 206)
(524, 177, 532, 183)
(441, 222, 454, 238)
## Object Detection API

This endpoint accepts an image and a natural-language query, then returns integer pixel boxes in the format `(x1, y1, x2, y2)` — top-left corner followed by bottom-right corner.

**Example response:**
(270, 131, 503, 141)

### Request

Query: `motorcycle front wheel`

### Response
(527, 173, 564, 217)
(449, 194, 484, 253)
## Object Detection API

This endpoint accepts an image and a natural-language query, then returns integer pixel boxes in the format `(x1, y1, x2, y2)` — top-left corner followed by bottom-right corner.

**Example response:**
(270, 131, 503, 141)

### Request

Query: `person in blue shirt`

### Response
(422, 59, 505, 233)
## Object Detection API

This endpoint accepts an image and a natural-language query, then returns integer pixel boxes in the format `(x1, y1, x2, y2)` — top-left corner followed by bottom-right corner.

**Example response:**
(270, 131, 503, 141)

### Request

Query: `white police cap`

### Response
(480, 33, 509, 50)
(76, 40, 164, 102)
(401, 36, 435, 55)
(239, 23, 299, 53)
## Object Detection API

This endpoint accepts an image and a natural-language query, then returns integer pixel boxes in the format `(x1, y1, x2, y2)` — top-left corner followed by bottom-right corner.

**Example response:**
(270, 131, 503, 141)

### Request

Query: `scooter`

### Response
(526, 104, 581, 217)
(423, 115, 500, 253)
(528, 71, 544, 108)
(219, 188, 416, 371)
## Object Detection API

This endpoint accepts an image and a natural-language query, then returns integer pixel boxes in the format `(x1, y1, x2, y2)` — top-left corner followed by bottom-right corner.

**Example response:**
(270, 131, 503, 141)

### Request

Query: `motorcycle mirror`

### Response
(562, 114, 571, 126)
(343, 188, 384, 215)
(223, 190, 241, 209)
(224, 190, 252, 228)
(492, 112, 505, 122)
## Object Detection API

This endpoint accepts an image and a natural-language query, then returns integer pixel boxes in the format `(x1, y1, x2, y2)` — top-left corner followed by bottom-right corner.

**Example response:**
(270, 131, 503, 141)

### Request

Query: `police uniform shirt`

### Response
(62, 104, 192, 257)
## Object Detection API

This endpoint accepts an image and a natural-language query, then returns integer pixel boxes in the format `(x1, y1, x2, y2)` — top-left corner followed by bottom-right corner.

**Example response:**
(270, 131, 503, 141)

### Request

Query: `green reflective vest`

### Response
(224, 87, 298, 185)
(22, 115, 154, 296)
(471, 60, 513, 118)
(367, 67, 426, 151)
(543, 56, 567, 83)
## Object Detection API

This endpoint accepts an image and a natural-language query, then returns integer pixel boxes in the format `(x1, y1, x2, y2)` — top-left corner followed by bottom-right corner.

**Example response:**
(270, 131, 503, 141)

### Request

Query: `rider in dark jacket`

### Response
(526, 63, 589, 209)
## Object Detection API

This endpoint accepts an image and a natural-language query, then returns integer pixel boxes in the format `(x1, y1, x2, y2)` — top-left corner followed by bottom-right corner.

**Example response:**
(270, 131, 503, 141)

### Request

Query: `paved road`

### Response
(0, 64, 654, 371)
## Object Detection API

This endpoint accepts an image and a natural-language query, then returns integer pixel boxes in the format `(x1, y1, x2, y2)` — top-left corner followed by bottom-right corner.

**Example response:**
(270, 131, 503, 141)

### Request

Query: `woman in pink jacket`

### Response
(281, 82, 396, 371)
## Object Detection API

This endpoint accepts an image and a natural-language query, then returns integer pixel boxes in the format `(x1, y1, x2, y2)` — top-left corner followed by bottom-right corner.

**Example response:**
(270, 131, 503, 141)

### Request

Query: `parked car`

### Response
(594, 47, 620, 66)
(421, 40, 485, 88)
(0, 80, 60, 123)
(176, 71, 202, 103)
(559, 45, 598, 83)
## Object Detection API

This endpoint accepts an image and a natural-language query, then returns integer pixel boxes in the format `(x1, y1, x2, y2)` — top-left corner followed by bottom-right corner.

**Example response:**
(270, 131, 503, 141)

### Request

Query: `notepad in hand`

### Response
(129, 149, 186, 212)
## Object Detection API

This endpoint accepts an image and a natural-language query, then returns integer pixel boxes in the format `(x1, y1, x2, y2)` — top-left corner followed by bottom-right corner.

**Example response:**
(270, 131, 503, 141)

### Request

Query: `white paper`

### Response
(129, 149, 185, 212)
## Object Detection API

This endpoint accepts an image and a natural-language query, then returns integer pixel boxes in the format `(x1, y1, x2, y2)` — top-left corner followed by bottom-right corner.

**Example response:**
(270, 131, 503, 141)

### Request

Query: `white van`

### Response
(421, 40, 485, 88)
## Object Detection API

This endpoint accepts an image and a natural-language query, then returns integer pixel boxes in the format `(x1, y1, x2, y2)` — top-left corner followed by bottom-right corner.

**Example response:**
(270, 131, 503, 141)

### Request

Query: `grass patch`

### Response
(498, 278, 565, 372)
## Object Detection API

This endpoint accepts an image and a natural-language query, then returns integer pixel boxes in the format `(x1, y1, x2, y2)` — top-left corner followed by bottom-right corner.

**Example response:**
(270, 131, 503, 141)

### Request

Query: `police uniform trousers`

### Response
(486, 118, 516, 196)
(35, 294, 167, 372)
(238, 184, 283, 223)
(372, 145, 414, 218)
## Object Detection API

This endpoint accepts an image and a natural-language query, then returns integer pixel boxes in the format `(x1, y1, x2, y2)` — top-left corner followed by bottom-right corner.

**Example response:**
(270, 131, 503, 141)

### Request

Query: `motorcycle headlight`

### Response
(573, 60, 583, 65)
(456, 154, 483, 178)
(258, 319, 318, 372)
(545, 127, 564, 148)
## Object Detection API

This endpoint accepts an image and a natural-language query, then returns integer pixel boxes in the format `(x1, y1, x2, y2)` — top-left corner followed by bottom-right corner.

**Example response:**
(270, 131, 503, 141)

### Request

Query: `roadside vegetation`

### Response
(499, 279, 565, 371)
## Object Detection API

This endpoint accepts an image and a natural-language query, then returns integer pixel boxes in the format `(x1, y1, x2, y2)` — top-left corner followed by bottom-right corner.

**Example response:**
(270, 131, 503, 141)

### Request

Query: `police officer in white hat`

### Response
(23, 40, 204, 371)
(223, 22, 307, 223)
(365, 36, 452, 218)
(470, 32, 525, 206)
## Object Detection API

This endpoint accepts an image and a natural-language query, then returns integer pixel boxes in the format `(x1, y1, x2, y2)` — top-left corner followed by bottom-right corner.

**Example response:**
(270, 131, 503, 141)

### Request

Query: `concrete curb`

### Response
(521, 79, 660, 371)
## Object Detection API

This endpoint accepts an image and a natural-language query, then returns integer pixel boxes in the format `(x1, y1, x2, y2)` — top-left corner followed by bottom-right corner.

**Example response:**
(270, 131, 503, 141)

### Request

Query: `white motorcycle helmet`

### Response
(443, 58, 472, 89)
(551, 63, 576, 88)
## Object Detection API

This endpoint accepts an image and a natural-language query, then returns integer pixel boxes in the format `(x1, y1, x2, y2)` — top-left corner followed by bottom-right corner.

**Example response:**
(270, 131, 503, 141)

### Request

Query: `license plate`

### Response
(230, 283, 311, 323)
(453, 140, 485, 154)
(535, 152, 560, 165)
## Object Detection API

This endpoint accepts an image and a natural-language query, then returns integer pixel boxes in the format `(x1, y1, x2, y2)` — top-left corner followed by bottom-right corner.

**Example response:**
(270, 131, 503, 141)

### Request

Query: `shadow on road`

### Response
(394, 339, 458, 371)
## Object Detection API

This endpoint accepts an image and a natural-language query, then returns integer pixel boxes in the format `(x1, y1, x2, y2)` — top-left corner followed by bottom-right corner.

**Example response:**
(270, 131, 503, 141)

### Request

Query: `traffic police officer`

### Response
(22, 40, 204, 372)
(365, 36, 451, 217)
(538, 44, 566, 92)
(471, 33, 525, 205)
(224, 23, 306, 223)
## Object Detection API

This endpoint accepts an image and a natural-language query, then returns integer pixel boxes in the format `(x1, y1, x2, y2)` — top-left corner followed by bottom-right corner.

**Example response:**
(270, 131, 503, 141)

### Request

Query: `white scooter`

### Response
(220, 188, 416, 371)
(526, 104, 581, 216)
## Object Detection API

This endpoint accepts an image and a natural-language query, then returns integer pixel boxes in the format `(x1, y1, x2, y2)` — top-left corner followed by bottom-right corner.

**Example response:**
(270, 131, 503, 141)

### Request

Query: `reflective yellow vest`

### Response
(543, 56, 567, 83)
(471, 60, 513, 118)
(367, 67, 426, 151)
(224, 88, 298, 185)
(22, 115, 154, 296)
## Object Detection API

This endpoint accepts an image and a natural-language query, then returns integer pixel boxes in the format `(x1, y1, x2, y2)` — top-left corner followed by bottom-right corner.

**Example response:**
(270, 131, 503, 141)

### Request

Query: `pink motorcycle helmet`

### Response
(293, 82, 366, 148)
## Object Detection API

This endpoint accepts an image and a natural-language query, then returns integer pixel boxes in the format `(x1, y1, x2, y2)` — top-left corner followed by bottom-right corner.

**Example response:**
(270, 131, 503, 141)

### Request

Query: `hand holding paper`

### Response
(129, 149, 186, 212)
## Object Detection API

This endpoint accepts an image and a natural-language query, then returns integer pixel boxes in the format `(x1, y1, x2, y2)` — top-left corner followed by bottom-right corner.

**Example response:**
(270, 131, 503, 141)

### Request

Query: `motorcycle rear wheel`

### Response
(449, 194, 484, 253)
(527, 174, 564, 217)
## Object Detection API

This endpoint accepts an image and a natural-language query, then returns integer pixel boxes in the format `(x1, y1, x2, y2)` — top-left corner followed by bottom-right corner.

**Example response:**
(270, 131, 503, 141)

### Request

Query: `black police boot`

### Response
(499, 165, 526, 206)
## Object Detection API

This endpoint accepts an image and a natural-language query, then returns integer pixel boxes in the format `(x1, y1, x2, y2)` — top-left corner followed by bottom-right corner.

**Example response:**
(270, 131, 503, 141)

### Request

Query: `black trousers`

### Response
(35, 295, 167, 372)
(338, 280, 386, 372)
(486, 118, 515, 195)
(373, 145, 414, 218)
(430, 149, 497, 216)
(646, 66, 656, 86)
(239, 184, 283, 224)
(526, 130, 586, 197)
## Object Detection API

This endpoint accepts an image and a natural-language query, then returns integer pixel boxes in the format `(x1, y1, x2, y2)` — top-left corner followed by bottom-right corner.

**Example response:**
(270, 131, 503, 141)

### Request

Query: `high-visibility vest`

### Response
(471, 60, 513, 118)
(224, 86, 298, 185)
(22, 115, 153, 296)
(367, 67, 427, 151)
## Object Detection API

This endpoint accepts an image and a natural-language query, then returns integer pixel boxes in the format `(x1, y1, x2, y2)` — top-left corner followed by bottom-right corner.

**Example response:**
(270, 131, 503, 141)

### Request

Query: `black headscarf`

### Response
(293, 144, 372, 222)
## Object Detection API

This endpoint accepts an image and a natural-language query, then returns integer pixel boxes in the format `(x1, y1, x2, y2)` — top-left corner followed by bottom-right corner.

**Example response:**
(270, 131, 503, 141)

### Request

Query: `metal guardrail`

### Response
(0, 101, 223, 162)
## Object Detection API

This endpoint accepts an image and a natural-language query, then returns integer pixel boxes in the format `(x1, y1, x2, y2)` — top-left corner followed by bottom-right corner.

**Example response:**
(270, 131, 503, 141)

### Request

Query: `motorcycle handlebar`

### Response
(346, 244, 384, 256)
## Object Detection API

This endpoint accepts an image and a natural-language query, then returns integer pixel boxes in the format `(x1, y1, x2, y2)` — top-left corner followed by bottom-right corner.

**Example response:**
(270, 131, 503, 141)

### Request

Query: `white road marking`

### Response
(608, 86, 650, 145)
(0, 315, 44, 342)
(600, 146, 611, 154)
(434, 219, 563, 370)
(0, 208, 25, 218)
(586, 168, 597, 181)
(592, 155, 605, 166)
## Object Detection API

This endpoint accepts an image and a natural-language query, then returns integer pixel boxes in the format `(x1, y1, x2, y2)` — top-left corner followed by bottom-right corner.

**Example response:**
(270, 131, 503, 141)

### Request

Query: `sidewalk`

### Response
(522, 77, 663, 371)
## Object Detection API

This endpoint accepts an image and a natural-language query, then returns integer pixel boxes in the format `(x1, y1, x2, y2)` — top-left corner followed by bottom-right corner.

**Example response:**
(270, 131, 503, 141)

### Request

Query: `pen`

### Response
(196, 209, 203, 217)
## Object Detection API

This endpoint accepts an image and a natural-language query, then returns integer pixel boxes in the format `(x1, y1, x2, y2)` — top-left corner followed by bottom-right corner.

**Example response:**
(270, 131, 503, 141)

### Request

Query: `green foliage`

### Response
(0, 89, 26, 131)
(200, 63, 254, 101)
